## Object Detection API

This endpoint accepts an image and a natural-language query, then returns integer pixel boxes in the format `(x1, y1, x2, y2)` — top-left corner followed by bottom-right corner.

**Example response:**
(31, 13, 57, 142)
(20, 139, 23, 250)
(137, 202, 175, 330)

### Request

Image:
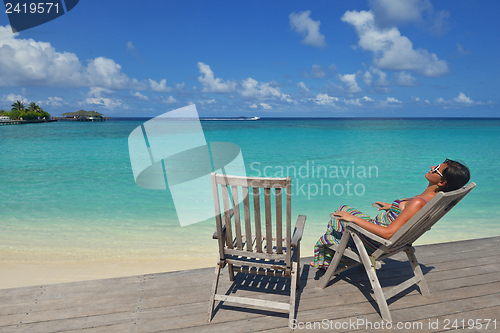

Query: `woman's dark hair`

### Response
(441, 159, 470, 192)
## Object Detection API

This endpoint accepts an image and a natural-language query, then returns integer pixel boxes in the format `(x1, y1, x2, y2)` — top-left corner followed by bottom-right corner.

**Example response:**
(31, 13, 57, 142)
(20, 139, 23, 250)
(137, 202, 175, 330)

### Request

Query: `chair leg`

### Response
(319, 230, 351, 289)
(228, 263, 235, 281)
(351, 233, 392, 323)
(404, 247, 431, 298)
(289, 261, 298, 323)
(296, 244, 301, 289)
(207, 263, 221, 322)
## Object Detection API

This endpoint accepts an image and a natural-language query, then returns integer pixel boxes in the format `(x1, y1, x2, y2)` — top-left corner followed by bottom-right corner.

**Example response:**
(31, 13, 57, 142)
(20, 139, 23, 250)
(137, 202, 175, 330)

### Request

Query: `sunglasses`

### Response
(432, 164, 443, 178)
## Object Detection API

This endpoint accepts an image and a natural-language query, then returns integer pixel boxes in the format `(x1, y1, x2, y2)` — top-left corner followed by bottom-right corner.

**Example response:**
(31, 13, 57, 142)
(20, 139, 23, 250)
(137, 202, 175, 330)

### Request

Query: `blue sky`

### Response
(0, 0, 499, 117)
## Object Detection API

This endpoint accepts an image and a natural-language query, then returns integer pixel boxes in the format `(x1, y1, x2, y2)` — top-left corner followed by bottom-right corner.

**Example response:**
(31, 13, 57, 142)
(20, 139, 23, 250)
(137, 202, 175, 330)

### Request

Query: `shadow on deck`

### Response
(1, 236, 499, 332)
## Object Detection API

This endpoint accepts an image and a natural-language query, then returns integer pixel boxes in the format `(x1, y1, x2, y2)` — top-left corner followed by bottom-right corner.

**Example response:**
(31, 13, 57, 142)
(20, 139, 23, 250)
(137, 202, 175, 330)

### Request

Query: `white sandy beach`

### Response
(0, 257, 217, 290)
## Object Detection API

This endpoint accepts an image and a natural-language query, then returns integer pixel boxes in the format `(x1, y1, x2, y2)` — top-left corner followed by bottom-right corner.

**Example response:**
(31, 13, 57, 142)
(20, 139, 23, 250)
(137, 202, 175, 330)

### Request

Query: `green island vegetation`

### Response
(0, 100, 51, 120)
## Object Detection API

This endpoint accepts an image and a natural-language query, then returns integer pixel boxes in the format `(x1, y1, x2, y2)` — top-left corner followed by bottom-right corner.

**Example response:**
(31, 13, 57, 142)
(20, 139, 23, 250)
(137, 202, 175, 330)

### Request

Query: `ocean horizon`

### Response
(1, 117, 498, 264)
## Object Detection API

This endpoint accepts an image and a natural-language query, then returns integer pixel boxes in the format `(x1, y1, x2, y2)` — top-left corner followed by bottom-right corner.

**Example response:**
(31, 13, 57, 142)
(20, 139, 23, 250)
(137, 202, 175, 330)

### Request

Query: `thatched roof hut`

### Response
(61, 110, 103, 118)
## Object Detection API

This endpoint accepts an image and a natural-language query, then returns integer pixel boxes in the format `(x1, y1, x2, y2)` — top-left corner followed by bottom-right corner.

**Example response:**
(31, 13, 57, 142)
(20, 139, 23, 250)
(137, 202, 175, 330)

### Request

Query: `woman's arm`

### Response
(373, 201, 391, 210)
(332, 198, 427, 239)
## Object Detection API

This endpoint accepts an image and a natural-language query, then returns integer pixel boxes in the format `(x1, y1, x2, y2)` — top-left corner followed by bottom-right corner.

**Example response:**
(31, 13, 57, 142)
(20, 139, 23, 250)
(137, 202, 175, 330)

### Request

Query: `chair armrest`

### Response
(212, 209, 234, 239)
(345, 222, 393, 247)
(291, 215, 307, 247)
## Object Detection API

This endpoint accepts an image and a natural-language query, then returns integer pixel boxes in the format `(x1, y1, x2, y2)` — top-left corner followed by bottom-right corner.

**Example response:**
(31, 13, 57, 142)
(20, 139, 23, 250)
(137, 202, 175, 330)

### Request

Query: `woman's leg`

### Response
(311, 205, 372, 268)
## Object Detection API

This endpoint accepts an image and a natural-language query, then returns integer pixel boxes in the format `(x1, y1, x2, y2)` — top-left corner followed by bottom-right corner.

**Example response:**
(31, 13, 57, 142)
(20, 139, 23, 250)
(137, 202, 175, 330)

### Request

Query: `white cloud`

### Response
(394, 71, 418, 86)
(436, 93, 484, 107)
(239, 78, 281, 99)
(302, 64, 329, 79)
(197, 62, 292, 103)
(344, 96, 376, 106)
(453, 92, 474, 104)
(311, 65, 325, 78)
(85, 57, 141, 90)
(160, 96, 178, 104)
(2, 93, 26, 106)
(197, 62, 236, 93)
(341, 11, 448, 77)
(0, 26, 187, 92)
(199, 99, 216, 105)
(339, 74, 362, 94)
(149, 79, 173, 93)
(369, 0, 432, 27)
(249, 104, 258, 108)
(260, 103, 272, 109)
(456, 43, 471, 57)
(371, 68, 390, 86)
(85, 87, 124, 109)
(297, 82, 310, 92)
(132, 91, 149, 100)
(126, 41, 136, 51)
(289, 11, 326, 48)
(44, 96, 66, 107)
(385, 97, 401, 103)
(369, 0, 450, 35)
(313, 93, 338, 105)
(0, 26, 152, 90)
(363, 71, 373, 86)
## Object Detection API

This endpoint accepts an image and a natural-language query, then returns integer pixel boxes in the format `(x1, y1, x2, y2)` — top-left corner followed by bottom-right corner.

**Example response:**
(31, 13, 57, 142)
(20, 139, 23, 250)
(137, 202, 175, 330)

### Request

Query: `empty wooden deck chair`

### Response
(208, 172, 307, 323)
(318, 182, 476, 322)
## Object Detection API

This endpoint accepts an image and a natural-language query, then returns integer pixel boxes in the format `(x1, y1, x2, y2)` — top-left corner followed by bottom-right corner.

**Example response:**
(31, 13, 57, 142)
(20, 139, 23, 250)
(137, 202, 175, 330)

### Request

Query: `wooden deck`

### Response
(1, 236, 499, 332)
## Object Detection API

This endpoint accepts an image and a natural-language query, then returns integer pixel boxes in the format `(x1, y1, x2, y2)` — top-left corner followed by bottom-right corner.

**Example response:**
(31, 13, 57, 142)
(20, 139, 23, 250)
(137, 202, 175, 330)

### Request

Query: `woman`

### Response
(312, 159, 470, 269)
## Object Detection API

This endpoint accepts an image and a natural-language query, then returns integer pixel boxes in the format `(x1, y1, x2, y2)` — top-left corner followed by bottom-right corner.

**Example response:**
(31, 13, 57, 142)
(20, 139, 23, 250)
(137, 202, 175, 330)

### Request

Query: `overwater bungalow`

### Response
(56, 110, 109, 121)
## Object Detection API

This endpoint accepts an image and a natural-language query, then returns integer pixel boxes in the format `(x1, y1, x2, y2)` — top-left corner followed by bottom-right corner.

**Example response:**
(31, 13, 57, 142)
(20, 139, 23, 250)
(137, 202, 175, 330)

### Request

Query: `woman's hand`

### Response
(330, 210, 355, 222)
(373, 201, 391, 211)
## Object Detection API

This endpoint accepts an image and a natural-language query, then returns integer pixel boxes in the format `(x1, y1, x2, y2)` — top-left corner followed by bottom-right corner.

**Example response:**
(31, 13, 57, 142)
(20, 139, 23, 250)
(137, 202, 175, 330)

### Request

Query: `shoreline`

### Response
(0, 257, 216, 290)
(0, 232, 487, 290)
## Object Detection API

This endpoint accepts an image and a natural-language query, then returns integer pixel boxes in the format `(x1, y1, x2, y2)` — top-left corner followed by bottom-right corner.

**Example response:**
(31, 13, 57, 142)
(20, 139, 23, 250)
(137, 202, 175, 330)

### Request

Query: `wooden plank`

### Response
(285, 177, 291, 266)
(223, 248, 287, 260)
(253, 187, 262, 253)
(211, 173, 225, 261)
(220, 185, 233, 249)
(226, 259, 287, 271)
(214, 294, 290, 311)
(214, 173, 287, 188)
(242, 186, 252, 252)
(275, 188, 283, 254)
(0, 236, 499, 333)
(231, 185, 242, 250)
(264, 187, 273, 254)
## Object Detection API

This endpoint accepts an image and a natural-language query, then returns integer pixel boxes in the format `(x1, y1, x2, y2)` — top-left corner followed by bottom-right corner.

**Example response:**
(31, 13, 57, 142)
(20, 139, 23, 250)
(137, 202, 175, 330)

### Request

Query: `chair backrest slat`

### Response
(286, 177, 292, 265)
(275, 188, 283, 254)
(220, 184, 233, 249)
(231, 185, 243, 250)
(242, 186, 252, 251)
(388, 183, 475, 249)
(253, 187, 263, 253)
(211, 173, 226, 261)
(211, 173, 292, 262)
(264, 188, 273, 254)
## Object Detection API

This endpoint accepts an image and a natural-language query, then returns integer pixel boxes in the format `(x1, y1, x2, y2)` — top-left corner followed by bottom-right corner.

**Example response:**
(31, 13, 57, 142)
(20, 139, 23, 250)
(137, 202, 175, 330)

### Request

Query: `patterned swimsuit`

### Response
(312, 197, 427, 268)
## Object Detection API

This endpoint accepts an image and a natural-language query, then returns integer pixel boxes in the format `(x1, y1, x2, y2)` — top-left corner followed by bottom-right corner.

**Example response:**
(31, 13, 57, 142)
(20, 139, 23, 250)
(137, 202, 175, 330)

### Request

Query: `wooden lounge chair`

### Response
(318, 182, 476, 322)
(208, 172, 307, 323)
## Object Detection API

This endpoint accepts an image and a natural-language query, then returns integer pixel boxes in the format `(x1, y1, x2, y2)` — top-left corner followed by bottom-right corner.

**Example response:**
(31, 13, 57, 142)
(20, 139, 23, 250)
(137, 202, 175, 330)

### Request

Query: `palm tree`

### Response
(11, 100, 26, 111)
(28, 102, 41, 113)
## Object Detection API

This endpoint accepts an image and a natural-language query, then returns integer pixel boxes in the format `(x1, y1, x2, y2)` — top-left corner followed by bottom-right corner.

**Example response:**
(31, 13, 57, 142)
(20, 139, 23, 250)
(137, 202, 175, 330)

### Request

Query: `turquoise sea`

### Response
(1, 118, 499, 263)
